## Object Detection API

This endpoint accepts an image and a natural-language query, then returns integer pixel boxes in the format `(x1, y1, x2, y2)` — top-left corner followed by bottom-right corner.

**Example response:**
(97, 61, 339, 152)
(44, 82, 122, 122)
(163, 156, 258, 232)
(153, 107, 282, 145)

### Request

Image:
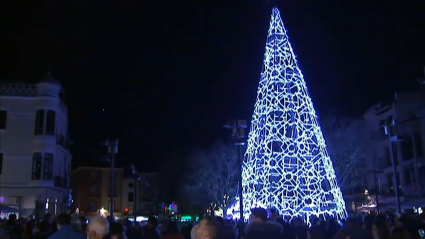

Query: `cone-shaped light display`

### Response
(241, 7, 347, 222)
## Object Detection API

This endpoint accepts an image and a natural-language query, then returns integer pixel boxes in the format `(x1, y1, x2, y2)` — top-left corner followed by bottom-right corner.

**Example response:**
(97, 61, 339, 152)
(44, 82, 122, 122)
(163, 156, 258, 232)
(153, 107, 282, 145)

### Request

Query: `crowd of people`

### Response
(0, 208, 424, 239)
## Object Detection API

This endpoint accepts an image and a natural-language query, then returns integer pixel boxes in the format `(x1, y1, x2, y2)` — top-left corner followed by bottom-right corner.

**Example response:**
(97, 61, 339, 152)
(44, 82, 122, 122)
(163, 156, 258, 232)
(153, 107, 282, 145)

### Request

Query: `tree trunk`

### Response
(221, 207, 228, 217)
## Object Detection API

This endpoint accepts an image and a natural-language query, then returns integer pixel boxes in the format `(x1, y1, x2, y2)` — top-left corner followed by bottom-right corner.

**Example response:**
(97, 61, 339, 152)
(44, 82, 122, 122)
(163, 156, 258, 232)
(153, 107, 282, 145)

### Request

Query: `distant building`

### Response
(71, 167, 124, 218)
(0, 72, 72, 218)
(122, 173, 158, 217)
(71, 167, 158, 218)
(364, 92, 425, 210)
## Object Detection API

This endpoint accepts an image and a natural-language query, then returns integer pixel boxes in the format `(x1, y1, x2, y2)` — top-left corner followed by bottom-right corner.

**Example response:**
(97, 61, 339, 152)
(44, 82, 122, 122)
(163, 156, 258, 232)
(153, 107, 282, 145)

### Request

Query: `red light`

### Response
(124, 208, 129, 212)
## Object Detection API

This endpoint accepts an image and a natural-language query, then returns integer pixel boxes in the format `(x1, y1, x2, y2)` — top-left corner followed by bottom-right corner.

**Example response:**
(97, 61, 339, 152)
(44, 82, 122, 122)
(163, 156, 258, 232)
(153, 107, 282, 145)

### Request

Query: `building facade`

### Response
(121, 173, 158, 217)
(71, 167, 124, 217)
(72, 167, 158, 218)
(0, 72, 72, 218)
(364, 92, 425, 209)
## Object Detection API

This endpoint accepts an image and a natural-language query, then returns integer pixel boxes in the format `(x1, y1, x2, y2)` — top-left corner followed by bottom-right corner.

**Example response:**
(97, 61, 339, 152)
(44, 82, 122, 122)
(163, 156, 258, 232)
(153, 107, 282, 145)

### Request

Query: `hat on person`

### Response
(250, 208, 268, 221)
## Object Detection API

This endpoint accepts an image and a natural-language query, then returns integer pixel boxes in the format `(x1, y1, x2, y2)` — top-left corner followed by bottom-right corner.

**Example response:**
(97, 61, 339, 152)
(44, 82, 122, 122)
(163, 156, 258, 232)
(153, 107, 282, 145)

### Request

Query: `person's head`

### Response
(44, 213, 52, 223)
(250, 208, 267, 223)
(164, 221, 180, 234)
(55, 213, 71, 229)
(307, 226, 325, 239)
(8, 214, 17, 222)
(269, 209, 279, 221)
(291, 217, 302, 227)
(87, 216, 109, 239)
(333, 228, 350, 239)
(390, 226, 410, 239)
(191, 216, 222, 239)
(345, 217, 359, 228)
(312, 218, 321, 226)
(147, 216, 158, 228)
(110, 222, 126, 239)
(79, 216, 87, 225)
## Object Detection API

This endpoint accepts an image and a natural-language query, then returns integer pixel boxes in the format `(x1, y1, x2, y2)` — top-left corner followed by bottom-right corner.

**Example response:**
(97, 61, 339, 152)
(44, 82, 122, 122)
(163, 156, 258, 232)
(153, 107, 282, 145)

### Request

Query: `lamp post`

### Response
(101, 139, 119, 220)
(131, 165, 138, 221)
(382, 117, 402, 213)
(224, 120, 247, 222)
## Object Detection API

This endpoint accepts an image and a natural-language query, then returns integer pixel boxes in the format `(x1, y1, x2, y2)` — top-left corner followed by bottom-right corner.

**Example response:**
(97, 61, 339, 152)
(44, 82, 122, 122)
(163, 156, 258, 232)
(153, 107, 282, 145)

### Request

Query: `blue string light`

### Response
(241, 7, 347, 222)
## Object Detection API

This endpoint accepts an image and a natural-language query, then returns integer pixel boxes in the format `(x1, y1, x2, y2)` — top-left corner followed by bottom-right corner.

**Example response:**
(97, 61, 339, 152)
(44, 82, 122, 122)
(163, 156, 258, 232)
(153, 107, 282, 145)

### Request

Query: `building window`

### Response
(89, 187, 98, 197)
(128, 183, 134, 188)
(401, 136, 414, 161)
(128, 192, 134, 202)
(0, 110, 7, 129)
(32, 153, 42, 180)
(0, 153, 3, 174)
(45, 110, 56, 135)
(34, 110, 45, 135)
(88, 202, 97, 212)
(43, 153, 53, 180)
(144, 192, 150, 201)
(404, 168, 416, 185)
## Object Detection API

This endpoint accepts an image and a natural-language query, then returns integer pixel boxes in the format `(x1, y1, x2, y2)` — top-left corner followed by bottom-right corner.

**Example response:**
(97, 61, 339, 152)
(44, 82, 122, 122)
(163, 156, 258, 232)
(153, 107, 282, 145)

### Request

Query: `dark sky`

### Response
(1, 1, 424, 172)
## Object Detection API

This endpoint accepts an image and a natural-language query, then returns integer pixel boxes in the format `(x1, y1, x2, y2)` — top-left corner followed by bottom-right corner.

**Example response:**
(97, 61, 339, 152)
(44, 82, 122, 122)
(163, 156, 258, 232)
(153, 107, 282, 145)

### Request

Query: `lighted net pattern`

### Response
(241, 7, 347, 222)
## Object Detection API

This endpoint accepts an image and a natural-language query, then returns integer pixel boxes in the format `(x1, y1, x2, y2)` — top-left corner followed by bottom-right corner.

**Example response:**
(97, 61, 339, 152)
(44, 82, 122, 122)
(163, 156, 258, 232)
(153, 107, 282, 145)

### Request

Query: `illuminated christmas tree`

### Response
(241, 7, 347, 222)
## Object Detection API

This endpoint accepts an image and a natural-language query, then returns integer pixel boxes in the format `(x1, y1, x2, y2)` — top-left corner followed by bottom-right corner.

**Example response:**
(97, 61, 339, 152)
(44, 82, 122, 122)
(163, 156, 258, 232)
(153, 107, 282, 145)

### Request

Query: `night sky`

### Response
(1, 1, 424, 173)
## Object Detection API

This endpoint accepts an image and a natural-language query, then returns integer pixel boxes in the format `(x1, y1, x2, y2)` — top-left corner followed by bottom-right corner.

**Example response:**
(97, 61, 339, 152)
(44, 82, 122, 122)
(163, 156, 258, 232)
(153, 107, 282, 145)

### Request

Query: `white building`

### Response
(0, 72, 71, 218)
(364, 92, 425, 210)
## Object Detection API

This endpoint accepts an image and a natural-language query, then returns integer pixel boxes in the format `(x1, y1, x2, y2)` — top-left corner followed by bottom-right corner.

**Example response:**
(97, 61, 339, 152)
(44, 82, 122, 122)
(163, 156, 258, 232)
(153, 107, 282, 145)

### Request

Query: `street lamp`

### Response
(101, 138, 119, 220)
(382, 117, 402, 213)
(224, 120, 247, 221)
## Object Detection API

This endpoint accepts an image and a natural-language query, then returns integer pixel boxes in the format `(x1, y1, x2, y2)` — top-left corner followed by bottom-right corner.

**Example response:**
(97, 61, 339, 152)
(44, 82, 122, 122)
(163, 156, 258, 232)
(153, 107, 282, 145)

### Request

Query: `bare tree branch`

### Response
(182, 141, 239, 214)
(321, 116, 372, 192)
